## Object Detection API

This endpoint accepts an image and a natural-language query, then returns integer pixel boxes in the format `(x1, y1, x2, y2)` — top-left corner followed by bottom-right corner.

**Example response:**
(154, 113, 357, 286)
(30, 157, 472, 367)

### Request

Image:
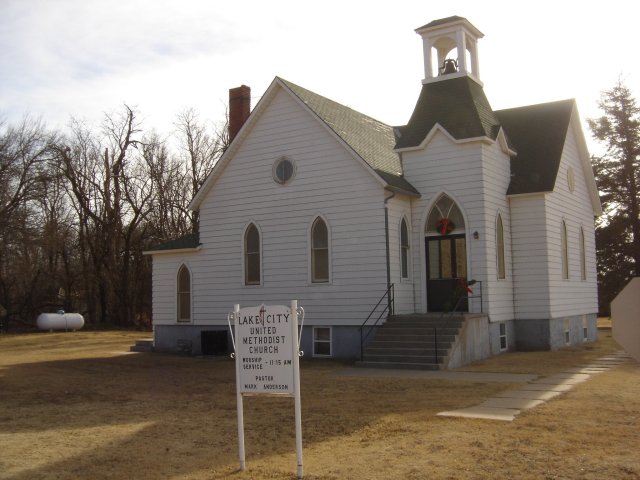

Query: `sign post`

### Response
(228, 301, 304, 479)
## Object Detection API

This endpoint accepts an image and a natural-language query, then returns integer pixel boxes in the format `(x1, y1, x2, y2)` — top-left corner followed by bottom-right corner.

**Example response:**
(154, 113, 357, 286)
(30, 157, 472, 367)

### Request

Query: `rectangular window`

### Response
(582, 315, 588, 341)
(499, 323, 507, 351)
(313, 327, 331, 357)
(564, 319, 571, 345)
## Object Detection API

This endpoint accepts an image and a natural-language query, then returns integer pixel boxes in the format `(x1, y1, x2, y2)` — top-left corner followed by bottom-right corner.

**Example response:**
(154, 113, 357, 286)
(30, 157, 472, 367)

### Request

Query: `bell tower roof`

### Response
(415, 16, 483, 85)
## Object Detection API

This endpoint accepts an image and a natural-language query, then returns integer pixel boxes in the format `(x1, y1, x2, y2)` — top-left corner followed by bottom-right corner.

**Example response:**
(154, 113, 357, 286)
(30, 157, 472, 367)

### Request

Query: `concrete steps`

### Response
(130, 338, 154, 353)
(358, 314, 466, 370)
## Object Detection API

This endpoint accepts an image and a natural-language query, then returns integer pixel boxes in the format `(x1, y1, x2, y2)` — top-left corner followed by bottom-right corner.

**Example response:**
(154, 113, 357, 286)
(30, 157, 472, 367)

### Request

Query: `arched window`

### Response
(426, 194, 465, 235)
(579, 226, 586, 280)
(311, 217, 329, 283)
(496, 214, 506, 279)
(244, 223, 261, 285)
(561, 220, 569, 280)
(400, 217, 410, 279)
(177, 265, 191, 322)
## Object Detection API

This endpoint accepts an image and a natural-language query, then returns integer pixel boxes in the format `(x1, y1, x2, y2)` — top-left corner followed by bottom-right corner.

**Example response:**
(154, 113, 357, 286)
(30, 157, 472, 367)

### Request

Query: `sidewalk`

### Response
(437, 350, 633, 421)
(336, 350, 633, 421)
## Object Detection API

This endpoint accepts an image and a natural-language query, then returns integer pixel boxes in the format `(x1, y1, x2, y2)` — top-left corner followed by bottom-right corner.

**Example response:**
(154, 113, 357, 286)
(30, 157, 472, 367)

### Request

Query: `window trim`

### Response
(176, 264, 192, 323)
(309, 216, 331, 284)
(400, 216, 410, 280)
(312, 326, 332, 357)
(243, 222, 262, 286)
(496, 213, 506, 280)
(272, 156, 296, 185)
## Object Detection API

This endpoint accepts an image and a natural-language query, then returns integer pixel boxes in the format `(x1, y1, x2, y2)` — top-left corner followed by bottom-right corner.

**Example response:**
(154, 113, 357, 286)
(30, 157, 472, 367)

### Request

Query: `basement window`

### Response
(582, 316, 588, 342)
(499, 323, 507, 351)
(564, 319, 571, 345)
(313, 327, 332, 357)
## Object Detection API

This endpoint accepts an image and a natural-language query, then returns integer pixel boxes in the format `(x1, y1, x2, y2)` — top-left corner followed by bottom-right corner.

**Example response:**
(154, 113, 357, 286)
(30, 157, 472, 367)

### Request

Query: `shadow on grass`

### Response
(0, 350, 507, 480)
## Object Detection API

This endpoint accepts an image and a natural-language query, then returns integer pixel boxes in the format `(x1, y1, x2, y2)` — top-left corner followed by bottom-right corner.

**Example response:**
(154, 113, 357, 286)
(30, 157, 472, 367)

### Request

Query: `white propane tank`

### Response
(37, 311, 84, 331)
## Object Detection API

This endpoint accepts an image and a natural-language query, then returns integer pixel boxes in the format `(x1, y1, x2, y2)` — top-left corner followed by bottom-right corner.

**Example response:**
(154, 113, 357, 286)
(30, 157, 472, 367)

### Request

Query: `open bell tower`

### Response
(415, 16, 483, 85)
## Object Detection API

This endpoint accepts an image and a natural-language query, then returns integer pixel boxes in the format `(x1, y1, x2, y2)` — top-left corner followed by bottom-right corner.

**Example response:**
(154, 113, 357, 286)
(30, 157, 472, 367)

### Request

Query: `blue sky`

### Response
(1, 0, 638, 154)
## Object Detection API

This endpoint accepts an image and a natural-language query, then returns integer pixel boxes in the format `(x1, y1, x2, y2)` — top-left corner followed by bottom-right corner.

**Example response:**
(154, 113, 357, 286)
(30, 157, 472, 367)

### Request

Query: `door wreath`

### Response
(436, 218, 455, 234)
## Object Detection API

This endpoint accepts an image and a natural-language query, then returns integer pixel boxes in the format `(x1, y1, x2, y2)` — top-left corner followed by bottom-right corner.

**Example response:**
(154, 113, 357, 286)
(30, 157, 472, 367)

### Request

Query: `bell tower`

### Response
(415, 16, 483, 85)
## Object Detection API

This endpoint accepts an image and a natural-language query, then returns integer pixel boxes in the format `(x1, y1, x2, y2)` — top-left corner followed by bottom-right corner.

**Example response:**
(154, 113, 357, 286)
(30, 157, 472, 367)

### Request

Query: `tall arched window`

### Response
(400, 217, 410, 279)
(311, 217, 329, 283)
(579, 226, 586, 280)
(177, 265, 191, 322)
(496, 214, 506, 279)
(244, 223, 261, 285)
(561, 220, 569, 280)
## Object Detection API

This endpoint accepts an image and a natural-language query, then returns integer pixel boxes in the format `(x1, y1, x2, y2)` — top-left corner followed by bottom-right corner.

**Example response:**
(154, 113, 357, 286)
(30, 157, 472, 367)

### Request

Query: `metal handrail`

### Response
(359, 283, 394, 360)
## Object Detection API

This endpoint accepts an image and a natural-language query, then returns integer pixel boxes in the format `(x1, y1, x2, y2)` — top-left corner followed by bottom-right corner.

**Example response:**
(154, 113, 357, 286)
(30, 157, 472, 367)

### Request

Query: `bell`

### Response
(440, 58, 458, 75)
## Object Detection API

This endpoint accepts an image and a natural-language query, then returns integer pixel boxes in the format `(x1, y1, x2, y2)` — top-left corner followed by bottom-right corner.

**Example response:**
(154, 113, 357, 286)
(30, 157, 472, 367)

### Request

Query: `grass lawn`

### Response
(0, 327, 638, 479)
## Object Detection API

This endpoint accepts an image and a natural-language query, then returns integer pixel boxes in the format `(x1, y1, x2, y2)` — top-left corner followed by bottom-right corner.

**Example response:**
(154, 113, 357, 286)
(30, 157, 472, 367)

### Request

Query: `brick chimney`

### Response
(229, 85, 251, 143)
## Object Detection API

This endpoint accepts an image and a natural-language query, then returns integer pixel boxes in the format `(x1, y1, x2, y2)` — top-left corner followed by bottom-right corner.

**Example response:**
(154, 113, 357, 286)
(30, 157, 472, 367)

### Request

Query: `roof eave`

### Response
(143, 246, 202, 256)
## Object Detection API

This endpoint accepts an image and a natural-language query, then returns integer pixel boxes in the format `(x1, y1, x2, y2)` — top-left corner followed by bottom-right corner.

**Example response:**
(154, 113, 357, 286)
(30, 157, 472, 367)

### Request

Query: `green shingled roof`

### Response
(146, 232, 200, 252)
(497, 99, 574, 195)
(395, 76, 502, 149)
(279, 78, 420, 196)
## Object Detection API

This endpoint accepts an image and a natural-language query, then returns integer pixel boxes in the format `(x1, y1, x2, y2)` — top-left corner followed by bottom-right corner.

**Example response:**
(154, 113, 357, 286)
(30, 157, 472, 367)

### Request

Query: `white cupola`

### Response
(415, 16, 483, 85)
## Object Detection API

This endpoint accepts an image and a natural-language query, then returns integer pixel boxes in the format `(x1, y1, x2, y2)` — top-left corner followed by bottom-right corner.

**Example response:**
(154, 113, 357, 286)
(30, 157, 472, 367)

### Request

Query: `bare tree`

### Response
(174, 108, 229, 232)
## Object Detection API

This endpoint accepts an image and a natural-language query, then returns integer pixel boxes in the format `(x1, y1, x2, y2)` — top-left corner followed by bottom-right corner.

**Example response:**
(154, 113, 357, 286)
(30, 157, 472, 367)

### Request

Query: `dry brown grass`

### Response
(0, 328, 638, 480)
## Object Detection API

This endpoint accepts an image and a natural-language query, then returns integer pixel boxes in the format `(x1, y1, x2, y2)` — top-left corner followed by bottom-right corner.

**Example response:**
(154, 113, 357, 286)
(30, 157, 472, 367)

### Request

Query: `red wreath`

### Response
(436, 218, 455, 235)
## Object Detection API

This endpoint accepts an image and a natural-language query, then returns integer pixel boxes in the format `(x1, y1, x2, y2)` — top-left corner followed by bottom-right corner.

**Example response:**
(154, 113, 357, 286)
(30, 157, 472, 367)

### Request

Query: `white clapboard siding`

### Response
(402, 132, 486, 313)
(387, 194, 417, 314)
(398, 132, 515, 319)
(151, 253, 199, 326)
(544, 122, 598, 317)
(510, 194, 552, 318)
(476, 141, 515, 321)
(510, 122, 598, 319)
(152, 85, 391, 327)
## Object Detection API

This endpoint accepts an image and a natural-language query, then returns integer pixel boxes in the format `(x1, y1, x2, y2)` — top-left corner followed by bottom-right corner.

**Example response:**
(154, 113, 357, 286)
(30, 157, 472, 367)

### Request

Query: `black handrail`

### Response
(359, 284, 394, 361)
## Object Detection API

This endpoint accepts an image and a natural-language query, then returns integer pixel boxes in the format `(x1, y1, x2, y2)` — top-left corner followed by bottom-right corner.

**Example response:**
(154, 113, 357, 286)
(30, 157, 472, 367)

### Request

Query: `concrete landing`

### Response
(437, 351, 631, 421)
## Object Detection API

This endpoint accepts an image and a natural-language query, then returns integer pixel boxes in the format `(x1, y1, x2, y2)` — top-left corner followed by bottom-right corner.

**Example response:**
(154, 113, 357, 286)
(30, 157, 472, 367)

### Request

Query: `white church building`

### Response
(145, 17, 601, 368)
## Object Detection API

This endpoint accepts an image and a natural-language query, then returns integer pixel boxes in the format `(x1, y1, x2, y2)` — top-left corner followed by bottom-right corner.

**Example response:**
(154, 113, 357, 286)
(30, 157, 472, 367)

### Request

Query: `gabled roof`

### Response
(189, 78, 420, 211)
(143, 232, 200, 255)
(395, 76, 503, 150)
(279, 78, 420, 196)
(497, 100, 574, 195)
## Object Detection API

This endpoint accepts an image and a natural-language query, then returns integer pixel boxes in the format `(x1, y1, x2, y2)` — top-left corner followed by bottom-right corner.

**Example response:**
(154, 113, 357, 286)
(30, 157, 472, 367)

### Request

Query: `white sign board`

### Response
(235, 304, 294, 395)
(229, 301, 304, 479)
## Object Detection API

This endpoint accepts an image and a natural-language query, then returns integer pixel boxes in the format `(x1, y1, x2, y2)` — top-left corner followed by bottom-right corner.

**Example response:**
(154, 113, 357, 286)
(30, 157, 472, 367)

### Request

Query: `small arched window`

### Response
(311, 217, 329, 283)
(244, 223, 261, 285)
(400, 218, 410, 279)
(177, 265, 191, 322)
(496, 214, 506, 279)
(579, 226, 586, 280)
(561, 220, 569, 280)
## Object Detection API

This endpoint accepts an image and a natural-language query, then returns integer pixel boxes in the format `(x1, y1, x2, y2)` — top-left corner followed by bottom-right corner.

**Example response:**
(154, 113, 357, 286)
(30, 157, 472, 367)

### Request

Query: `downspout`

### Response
(384, 191, 396, 315)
